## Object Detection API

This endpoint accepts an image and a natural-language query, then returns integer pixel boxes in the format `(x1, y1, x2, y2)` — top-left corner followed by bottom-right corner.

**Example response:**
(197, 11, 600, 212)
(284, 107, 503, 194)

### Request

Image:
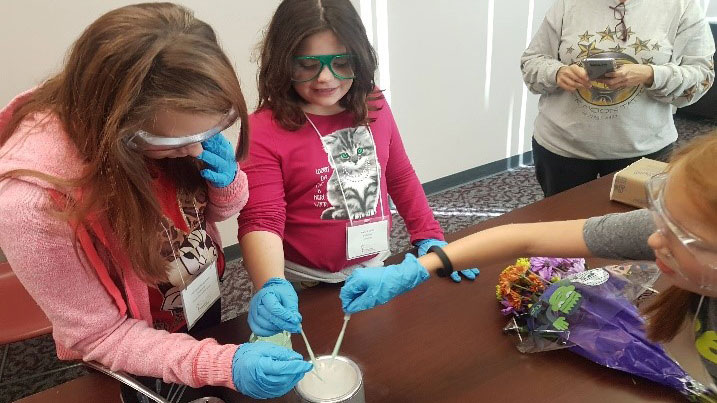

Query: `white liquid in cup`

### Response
(296, 356, 361, 401)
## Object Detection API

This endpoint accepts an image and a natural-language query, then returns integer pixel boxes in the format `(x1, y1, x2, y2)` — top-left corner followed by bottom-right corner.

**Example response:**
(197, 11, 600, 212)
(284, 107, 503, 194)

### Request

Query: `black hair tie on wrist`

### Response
(428, 245, 454, 278)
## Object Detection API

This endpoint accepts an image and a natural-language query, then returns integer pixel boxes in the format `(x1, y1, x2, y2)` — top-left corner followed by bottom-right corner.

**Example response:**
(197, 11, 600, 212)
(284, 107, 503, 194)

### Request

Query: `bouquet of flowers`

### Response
(496, 257, 585, 317)
(497, 258, 715, 401)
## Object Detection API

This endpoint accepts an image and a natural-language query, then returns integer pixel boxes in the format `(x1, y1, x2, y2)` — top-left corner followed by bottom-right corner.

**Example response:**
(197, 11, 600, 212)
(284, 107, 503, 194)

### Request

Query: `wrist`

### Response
(555, 65, 567, 82)
(398, 253, 429, 275)
(403, 254, 430, 283)
(414, 239, 430, 247)
(263, 277, 289, 288)
(418, 253, 442, 273)
(427, 245, 454, 278)
(643, 64, 654, 86)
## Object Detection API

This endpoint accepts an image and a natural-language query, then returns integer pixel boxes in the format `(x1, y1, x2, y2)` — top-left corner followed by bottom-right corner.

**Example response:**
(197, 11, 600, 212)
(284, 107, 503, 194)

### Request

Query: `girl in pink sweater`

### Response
(240, 0, 479, 338)
(0, 3, 310, 401)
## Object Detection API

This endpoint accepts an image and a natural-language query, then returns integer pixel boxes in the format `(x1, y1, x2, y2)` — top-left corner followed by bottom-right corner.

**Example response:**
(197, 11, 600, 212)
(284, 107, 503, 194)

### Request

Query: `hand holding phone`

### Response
(602, 64, 655, 89)
(583, 57, 617, 80)
(556, 65, 591, 92)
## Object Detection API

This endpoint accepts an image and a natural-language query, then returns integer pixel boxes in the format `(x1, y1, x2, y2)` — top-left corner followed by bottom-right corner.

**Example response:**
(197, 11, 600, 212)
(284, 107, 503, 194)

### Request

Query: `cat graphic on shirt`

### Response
(319, 126, 379, 220)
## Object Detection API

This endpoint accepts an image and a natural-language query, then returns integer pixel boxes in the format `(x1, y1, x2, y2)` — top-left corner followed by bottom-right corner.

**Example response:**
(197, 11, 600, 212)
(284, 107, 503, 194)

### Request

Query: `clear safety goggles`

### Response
(646, 172, 717, 289)
(124, 108, 237, 151)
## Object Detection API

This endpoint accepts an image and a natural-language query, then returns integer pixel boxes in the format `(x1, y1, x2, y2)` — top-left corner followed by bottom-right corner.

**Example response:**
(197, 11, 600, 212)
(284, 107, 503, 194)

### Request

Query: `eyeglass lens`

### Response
(610, 3, 627, 41)
(292, 56, 355, 82)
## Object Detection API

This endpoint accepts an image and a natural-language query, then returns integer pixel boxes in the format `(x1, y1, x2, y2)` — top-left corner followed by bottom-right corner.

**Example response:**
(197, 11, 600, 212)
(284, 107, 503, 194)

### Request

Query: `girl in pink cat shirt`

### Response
(240, 0, 478, 338)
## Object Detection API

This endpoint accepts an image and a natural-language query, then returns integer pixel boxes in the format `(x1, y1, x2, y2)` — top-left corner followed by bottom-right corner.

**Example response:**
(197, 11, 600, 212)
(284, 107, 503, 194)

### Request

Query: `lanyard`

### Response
(304, 113, 385, 225)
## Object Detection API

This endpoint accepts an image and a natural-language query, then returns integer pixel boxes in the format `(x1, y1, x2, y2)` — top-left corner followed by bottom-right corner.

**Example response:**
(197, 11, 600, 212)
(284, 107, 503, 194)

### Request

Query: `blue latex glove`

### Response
(415, 239, 480, 283)
(232, 341, 313, 399)
(340, 253, 429, 314)
(197, 133, 237, 188)
(249, 278, 302, 337)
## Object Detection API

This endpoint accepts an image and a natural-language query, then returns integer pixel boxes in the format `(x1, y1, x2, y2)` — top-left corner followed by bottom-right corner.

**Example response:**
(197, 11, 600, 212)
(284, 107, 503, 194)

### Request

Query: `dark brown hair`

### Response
(0, 3, 249, 283)
(257, 0, 382, 131)
(642, 132, 717, 342)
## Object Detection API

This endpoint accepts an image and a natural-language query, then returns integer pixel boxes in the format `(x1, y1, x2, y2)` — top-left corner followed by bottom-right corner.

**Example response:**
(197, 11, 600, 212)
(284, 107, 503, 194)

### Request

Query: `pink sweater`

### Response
(238, 97, 443, 272)
(0, 91, 248, 389)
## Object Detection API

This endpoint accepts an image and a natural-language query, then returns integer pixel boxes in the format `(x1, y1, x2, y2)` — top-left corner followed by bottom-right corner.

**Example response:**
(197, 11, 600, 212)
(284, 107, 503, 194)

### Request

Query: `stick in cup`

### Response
(331, 314, 351, 359)
(299, 326, 324, 382)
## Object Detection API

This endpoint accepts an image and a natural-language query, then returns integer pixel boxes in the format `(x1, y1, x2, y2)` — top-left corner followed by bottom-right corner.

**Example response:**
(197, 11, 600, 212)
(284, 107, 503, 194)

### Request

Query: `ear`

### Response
(320, 136, 336, 167)
(320, 135, 337, 146)
(320, 134, 337, 152)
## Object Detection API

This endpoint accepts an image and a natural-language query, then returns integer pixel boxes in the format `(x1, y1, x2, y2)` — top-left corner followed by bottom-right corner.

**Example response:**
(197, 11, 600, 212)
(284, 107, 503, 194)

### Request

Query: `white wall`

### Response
(356, 0, 548, 183)
(706, 0, 717, 21)
(1, 0, 280, 113)
(390, 1, 533, 181)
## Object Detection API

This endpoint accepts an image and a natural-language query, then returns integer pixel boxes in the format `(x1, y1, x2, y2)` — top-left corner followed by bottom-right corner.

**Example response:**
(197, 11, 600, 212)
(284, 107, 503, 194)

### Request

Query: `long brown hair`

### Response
(642, 132, 717, 342)
(0, 3, 249, 283)
(257, 0, 381, 131)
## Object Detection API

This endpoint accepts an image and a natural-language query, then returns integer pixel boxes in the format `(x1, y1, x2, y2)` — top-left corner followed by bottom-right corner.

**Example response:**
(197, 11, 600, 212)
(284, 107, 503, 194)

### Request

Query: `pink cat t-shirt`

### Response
(238, 97, 443, 273)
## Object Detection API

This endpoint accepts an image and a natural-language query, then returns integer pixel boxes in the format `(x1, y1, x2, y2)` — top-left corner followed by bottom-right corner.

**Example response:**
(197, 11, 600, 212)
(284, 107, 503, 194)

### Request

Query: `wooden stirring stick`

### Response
(331, 315, 351, 359)
(299, 326, 324, 381)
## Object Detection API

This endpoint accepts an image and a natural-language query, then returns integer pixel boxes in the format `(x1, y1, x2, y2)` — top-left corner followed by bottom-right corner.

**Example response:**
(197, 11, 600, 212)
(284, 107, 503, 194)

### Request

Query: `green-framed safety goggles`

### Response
(291, 53, 356, 83)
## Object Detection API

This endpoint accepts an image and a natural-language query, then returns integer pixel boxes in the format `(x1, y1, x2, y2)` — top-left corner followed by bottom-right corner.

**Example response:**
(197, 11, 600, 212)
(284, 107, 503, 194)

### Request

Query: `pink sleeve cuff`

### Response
(192, 340, 240, 390)
(207, 170, 249, 214)
(409, 231, 445, 245)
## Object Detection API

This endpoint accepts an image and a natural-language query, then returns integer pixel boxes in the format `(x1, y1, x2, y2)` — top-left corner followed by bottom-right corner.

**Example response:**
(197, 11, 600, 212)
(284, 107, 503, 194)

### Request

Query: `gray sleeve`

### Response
(647, 0, 715, 107)
(520, 0, 566, 95)
(582, 209, 656, 261)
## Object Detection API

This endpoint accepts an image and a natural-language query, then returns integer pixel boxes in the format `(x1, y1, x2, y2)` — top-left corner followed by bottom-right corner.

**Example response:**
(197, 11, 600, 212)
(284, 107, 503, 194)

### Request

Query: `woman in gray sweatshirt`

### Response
(521, 0, 714, 196)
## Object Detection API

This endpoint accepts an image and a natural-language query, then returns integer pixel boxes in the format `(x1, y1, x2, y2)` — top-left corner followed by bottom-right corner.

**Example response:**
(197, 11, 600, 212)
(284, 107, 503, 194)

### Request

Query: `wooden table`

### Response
(20, 175, 684, 402)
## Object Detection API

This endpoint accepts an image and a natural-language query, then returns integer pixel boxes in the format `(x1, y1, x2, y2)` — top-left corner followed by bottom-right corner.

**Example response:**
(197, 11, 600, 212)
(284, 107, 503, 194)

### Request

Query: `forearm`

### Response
(647, 3, 715, 106)
(520, 1, 565, 94)
(648, 63, 714, 106)
(239, 231, 287, 288)
(418, 220, 591, 274)
(521, 56, 565, 94)
(83, 318, 237, 389)
(643, 64, 654, 87)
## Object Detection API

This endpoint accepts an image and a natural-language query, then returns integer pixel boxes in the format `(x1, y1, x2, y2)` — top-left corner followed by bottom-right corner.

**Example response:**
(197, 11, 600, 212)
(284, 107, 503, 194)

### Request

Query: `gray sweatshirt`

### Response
(583, 209, 717, 384)
(521, 0, 715, 159)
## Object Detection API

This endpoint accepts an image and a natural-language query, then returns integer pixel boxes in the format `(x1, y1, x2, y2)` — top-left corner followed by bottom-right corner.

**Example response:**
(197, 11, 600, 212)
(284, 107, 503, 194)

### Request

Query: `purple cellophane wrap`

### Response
(511, 264, 709, 397)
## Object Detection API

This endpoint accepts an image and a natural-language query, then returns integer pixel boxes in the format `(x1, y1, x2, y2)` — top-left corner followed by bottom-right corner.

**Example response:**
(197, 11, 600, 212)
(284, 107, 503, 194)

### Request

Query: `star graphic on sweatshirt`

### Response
(578, 31, 594, 42)
(681, 85, 697, 102)
(597, 26, 615, 42)
(652, 43, 662, 51)
(566, 45, 575, 55)
(577, 41, 602, 59)
(609, 43, 626, 53)
(629, 37, 651, 54)
(702, 78, 713, 91)
(641, 57, 654, 64)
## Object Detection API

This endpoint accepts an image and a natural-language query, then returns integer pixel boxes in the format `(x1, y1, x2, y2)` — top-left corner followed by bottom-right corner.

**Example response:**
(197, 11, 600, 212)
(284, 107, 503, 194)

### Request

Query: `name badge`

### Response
(346, 218, 390, 260)
(181, 261, 220, 330)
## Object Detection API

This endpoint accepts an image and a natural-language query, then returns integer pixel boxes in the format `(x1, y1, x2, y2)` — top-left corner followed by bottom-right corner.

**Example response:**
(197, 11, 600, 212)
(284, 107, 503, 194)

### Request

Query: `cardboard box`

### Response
(610, 158, 668, 208)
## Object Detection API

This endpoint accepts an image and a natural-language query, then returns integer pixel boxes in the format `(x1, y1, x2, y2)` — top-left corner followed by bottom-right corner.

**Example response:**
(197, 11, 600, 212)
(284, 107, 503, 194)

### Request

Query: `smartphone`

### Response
(583, 57, 617, 80)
